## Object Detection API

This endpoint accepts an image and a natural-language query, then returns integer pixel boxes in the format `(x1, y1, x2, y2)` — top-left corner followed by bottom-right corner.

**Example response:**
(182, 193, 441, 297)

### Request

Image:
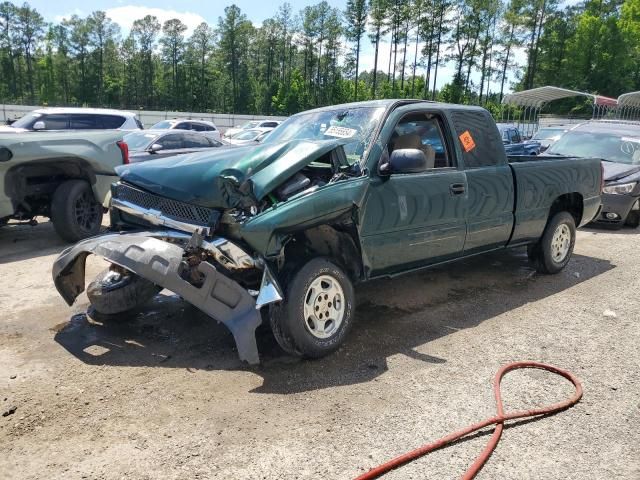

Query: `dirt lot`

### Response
(1, 220, 638, 480)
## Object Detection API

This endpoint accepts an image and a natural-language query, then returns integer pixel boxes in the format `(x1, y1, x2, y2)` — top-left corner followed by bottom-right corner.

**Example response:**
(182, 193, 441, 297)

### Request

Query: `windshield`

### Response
(123, 131, 159, 151)
(239, 121, 260, 129)
(233, 130, 261, 140)
(532, 128, 566, 140)
(263, 106, 385, 164)
(11, 112, 42, 129)
(547, 130, 640, 164)
(151, 120, 173, 129)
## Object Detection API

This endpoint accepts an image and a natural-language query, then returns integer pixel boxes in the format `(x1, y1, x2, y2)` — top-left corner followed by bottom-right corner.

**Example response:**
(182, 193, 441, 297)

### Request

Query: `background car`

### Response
(0, 108, 142, 132)
(545, 120, 640, 228)
(150, 118, 221, 141)
(223, 120, 281, 139)
(123, 129, 227, 163)
(528, 126, 570, 152)
(497, 124, 541, 155)
(226, 128, 274, 145)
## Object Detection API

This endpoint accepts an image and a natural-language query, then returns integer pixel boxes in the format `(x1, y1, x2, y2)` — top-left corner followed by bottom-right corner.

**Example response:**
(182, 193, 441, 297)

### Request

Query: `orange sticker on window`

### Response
(459, 130, 476, 152)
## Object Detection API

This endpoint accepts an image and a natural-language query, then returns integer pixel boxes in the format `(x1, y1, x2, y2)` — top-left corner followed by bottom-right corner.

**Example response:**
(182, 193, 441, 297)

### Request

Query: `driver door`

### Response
(359, 108, 468, 276)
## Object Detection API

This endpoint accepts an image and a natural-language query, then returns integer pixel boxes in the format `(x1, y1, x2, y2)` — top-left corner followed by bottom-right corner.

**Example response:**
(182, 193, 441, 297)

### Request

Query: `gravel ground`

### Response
(0, 220, 638, 480)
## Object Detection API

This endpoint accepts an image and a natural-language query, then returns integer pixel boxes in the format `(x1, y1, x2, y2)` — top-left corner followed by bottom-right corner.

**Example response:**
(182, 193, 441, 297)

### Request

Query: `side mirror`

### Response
(381, 149, 430, 175)
(149, 143, 163, 153)
(32, 121, 45, 130)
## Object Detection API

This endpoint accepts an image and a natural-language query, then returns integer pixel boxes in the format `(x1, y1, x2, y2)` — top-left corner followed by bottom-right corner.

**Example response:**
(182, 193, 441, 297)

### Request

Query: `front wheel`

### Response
(270, 258, 355, 358)
(528, 211, 576, 274)
(87, 268, 162, 315)
(625, 210, 640, 228)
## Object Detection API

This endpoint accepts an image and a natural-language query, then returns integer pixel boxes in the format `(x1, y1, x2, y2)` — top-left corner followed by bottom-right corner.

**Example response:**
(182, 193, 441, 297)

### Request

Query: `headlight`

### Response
(603, 182, 637, 194)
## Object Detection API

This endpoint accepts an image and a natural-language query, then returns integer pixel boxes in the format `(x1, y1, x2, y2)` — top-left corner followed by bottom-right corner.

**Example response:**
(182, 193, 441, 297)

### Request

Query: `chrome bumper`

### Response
(52, 230, 283, 365)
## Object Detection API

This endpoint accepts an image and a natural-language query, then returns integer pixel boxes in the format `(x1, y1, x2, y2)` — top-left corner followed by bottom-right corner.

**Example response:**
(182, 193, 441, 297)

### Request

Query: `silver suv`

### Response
(1, 107, 142, 132)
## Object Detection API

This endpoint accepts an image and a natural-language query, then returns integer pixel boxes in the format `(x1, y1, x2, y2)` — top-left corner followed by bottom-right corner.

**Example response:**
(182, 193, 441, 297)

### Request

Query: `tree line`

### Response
(1, 0, 640, 116)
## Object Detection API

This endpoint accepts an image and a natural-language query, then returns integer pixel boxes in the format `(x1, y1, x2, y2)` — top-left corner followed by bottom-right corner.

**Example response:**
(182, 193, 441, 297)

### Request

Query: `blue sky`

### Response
(24, 0, 520, 92)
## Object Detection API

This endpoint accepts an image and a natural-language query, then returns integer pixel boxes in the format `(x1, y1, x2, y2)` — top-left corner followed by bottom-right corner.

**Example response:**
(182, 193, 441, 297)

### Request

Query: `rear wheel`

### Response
(269, 258, 355, 358)
(51, 179, 103, 242)
(528, 211, 576, 274)
(87, 268, 161, 315)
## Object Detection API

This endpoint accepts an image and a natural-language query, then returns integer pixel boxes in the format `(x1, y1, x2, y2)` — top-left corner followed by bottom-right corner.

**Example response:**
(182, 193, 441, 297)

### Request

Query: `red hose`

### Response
(354, 361, 583, 480)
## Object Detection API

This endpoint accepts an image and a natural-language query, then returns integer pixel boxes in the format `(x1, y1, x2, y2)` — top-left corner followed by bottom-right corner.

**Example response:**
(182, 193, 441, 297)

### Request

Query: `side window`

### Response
(42, 114, 70, 130)
(389, 112, 451, 169)
(261, 122, 278, 128)
(510, 129, 521, 143)
(190, 122, 206, 132)
(206, 124, 216, 131)
(175, 122, 190, 130)
(501, 129, 510, 143)
(450, 111, 506, 168)
(101, 115, 127, 129)
(157, 133, 185, 150)
(70, 114, 98, 129)
(184, 133, 212, 148)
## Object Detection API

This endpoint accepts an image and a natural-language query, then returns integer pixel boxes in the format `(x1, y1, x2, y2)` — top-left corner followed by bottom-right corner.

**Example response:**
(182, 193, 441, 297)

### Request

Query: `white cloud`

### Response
(104, 5, 208, 36)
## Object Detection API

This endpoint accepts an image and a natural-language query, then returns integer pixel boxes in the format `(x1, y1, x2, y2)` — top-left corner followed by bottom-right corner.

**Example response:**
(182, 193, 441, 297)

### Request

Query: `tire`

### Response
(625, 210, 640, 228)
(529, 211, 576, 274)
(87, 268, 162, 315)
(269, 258, 355, 358)
(51, 179, 103, 242)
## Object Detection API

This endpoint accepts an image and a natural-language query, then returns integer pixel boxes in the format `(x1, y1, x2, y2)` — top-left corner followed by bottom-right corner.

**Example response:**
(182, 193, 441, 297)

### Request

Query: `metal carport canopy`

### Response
(618, 91, 640, 107)
(502, 86, 617, 108)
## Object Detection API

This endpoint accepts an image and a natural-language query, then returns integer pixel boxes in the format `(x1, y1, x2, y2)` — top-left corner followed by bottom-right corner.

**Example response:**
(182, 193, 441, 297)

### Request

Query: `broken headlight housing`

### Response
(602, 182, 637, 195)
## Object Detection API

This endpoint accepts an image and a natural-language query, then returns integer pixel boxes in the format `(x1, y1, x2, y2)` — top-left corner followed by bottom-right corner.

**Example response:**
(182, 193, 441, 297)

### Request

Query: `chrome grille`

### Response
(114, 183, 216, 226)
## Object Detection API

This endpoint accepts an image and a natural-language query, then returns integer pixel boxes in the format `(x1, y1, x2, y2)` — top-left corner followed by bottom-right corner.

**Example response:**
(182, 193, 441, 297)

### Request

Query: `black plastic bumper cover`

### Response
(52, 232, 262, 364)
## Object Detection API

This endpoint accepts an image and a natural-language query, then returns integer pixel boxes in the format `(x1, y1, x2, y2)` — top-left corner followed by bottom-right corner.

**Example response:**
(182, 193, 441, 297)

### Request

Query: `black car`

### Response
(546, 121, 640, 228)
(123, 129, 227, 163)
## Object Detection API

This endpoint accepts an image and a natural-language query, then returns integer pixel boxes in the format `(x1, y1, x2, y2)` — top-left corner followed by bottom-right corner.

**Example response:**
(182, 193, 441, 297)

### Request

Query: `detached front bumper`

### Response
(591, 193, 639, 226)
(52, 231, 283, 365)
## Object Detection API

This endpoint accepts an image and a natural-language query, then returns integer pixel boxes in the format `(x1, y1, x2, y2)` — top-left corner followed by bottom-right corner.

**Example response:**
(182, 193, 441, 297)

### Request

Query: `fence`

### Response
(0, 104, 287, 133)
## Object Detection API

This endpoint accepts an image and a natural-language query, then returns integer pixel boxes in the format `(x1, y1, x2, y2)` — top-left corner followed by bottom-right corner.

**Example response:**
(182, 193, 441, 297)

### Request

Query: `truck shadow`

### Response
(53, 248, 614, 394)
(0, 221, 68, 264)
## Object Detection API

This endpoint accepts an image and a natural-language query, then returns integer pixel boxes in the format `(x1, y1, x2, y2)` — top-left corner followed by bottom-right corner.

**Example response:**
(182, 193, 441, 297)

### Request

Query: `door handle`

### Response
(450, 183, 466, 195)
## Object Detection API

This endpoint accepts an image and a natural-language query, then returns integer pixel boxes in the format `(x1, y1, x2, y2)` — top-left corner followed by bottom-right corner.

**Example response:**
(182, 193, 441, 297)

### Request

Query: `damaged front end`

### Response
(52, 229, 283, 365)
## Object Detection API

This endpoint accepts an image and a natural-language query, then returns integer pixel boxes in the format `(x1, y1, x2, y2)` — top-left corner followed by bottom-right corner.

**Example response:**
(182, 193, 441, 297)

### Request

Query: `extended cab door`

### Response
(449, 110, 515, 253)
(359, 106, 468, 276)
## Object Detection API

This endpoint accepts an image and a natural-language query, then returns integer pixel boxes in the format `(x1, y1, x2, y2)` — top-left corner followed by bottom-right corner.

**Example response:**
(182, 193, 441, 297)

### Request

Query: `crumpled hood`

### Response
(115, 138, 347, 209)
(602, 161, 640, 184)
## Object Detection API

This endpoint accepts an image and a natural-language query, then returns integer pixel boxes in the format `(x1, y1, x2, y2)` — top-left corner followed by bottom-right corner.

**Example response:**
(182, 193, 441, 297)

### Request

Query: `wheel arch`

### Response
(279, 222, 364, 284)
(5, 157, 97, 214)
(549, 192, 584, 227)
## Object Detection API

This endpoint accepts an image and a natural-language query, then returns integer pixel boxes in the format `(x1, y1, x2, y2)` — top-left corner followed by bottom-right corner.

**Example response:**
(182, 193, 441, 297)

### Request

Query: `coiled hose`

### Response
(354, 361, 583, 480)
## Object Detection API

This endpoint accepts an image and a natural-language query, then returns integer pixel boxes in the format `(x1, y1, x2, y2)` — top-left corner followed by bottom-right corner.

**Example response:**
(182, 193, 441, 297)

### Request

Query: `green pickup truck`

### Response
(53, 100, 602, 364)
(0, 131, 127, 241)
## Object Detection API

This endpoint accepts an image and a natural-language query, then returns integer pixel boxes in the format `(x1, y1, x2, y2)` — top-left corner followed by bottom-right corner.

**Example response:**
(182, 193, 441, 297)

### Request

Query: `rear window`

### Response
(100, 115, 126, 129)
(260, 121, 279, 128)
(451, 110, 506, 168)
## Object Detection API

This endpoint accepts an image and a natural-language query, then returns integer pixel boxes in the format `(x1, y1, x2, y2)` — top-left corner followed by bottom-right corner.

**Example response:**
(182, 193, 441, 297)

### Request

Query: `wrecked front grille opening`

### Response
(178, 249, 261, 290)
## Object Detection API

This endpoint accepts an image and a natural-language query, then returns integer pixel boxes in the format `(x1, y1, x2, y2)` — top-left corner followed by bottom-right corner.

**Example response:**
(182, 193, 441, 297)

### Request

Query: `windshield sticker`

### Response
(324, 126, 357, 138)
(459, 130, 476, 152)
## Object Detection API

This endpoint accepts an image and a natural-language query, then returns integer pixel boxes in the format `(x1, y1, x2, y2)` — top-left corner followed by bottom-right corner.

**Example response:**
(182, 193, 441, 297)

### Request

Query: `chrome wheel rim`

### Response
(303, 274, 345, 339)
(551, 223, 571, 263)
